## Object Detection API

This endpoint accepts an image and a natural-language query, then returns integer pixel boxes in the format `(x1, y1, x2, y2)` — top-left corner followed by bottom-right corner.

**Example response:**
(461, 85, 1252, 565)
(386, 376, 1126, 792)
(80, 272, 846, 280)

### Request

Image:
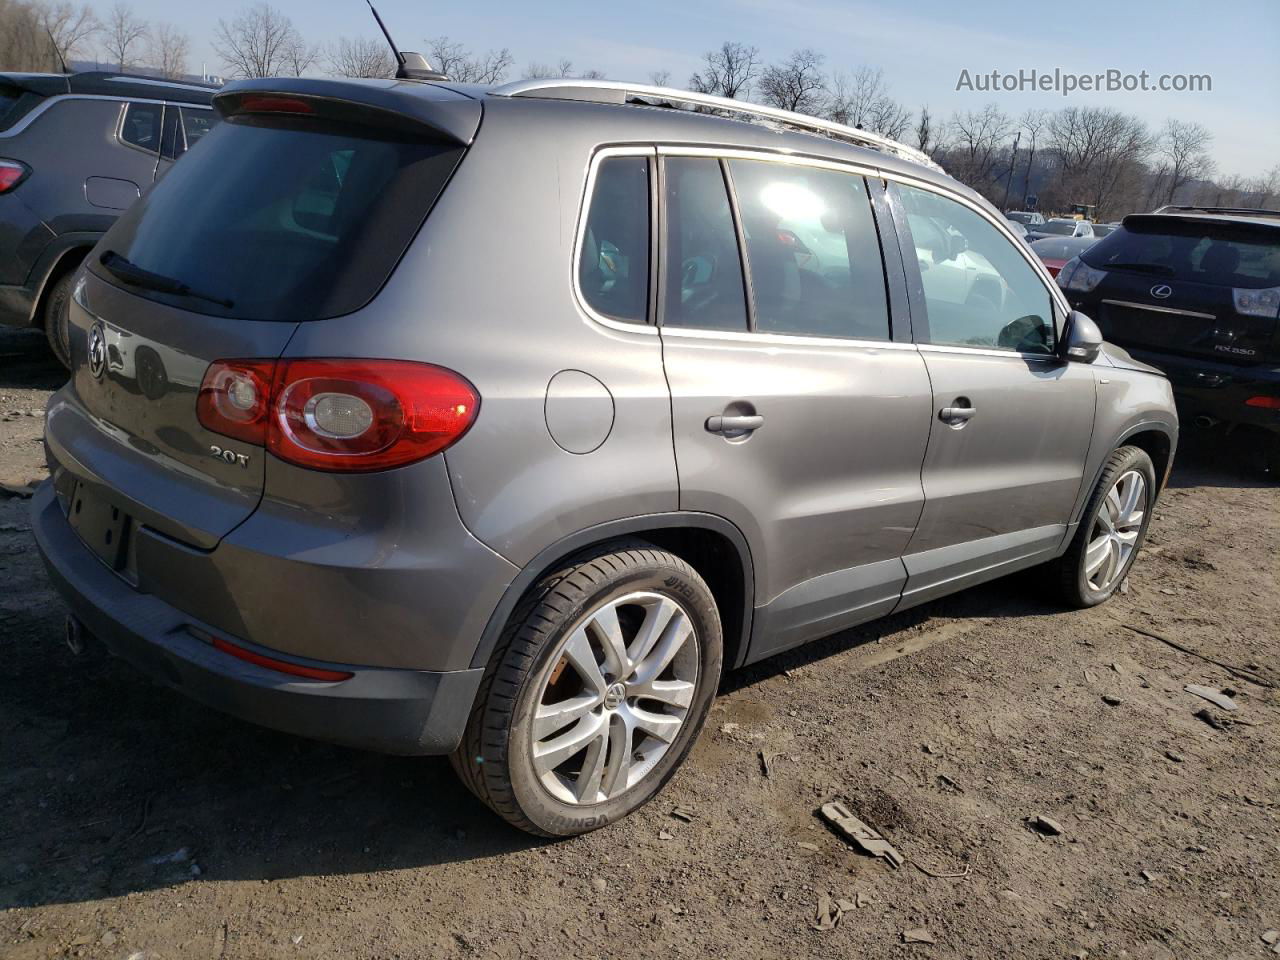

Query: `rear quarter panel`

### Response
(280, 97, 679, 568)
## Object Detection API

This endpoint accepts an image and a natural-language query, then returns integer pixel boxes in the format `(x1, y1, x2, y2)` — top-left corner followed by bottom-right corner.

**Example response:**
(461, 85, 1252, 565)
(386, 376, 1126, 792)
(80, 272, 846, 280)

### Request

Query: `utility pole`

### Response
(1002, 131, 1021, 211)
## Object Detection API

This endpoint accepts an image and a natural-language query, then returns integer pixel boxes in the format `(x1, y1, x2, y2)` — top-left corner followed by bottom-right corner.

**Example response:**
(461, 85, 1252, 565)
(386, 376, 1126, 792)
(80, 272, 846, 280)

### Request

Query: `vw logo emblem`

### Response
(1150, 284, 1173, 300)
(87, 321, 107, 379)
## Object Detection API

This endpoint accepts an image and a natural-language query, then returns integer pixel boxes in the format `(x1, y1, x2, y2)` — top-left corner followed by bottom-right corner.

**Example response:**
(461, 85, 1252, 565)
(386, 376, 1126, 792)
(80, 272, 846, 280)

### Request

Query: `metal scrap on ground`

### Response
(819, 800, 905, 868)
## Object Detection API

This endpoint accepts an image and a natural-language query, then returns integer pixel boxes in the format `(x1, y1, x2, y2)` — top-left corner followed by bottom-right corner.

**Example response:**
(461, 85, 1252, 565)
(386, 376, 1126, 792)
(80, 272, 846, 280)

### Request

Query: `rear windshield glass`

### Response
(1084, 222, 1280, 289)
(0, 86, 37, 132)
(1040, 221, 1077, 236)
(92, 115, 464, 321)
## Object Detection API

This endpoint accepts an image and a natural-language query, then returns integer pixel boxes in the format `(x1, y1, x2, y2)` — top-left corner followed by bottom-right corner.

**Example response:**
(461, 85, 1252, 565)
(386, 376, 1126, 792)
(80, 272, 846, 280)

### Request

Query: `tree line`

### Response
(3, 0, 1274, 218)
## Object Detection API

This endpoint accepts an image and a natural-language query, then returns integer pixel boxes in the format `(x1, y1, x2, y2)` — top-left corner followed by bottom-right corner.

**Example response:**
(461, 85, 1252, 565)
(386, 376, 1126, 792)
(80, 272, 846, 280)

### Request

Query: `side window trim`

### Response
(718, 157, 757, 332)
(888, 179, 1065, 359)
(573, 146, 658, 333)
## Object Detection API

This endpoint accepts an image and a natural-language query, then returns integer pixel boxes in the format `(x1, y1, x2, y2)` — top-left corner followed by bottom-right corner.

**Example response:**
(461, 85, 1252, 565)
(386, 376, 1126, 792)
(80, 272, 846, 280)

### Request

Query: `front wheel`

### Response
(452, 544, 723, 836)
(1053, 445, 1156, 607)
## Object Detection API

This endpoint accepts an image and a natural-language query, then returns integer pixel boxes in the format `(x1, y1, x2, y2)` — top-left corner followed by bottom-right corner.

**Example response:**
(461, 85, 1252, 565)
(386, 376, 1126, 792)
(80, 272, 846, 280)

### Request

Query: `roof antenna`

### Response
(364, 0, 449, 81)
(46, 27, 69, 74)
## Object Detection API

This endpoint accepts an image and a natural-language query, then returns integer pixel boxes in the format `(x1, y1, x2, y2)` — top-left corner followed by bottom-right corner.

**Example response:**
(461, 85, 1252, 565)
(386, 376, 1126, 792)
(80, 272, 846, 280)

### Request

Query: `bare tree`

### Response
(1158, 119, 1215, 204)
(37, 1, 98, 65)
(523, 58, 573, 79)
(1046, 106, 1154, 216)
(947, 103, 1013, 189)
(1017, 108, 1048, 207)
(0, 0, 61, 71)
(522, 58, 602, 81)
(647, 69, 671, 87)
(214, 2, 313, 79)
(103, 2, 147, 71)
(915, 105, 934, 154)
(147, 22, 188, 79)
(326, 36, 393, 78)
(426, 35, 513, 84)
(825, 66, 908, 138)
(688, 41, 759, 99)
(758, 48, 826, 115)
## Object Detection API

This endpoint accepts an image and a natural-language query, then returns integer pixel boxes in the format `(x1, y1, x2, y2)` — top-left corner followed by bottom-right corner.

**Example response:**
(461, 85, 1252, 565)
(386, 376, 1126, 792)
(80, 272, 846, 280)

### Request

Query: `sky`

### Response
(111, 0, 1278, 179)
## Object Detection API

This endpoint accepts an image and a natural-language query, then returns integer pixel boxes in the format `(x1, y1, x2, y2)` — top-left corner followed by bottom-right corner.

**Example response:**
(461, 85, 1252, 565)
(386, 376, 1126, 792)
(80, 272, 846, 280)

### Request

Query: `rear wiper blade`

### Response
(1103, 261, 1176, 277)
(99, 251, 234, 309)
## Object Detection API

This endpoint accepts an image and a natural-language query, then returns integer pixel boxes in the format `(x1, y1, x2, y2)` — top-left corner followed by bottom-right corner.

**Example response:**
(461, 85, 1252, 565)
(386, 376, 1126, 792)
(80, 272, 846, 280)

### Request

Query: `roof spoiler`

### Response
(213, 77, 480, 145)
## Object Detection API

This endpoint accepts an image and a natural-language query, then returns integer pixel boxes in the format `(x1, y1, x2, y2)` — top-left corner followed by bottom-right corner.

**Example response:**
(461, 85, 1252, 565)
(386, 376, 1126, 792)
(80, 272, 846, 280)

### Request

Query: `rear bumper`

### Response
(30, 482, 483, 755)
(1125, 348, 1280, 437)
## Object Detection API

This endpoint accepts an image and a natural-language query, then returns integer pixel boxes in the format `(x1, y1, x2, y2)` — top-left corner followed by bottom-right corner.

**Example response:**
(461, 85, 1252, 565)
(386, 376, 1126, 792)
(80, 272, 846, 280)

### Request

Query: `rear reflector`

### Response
(0, 159, 29, 193)
(211, 636, 353, 682)
(1245, 395, 1280, 409)
(197, 358, 479, 472)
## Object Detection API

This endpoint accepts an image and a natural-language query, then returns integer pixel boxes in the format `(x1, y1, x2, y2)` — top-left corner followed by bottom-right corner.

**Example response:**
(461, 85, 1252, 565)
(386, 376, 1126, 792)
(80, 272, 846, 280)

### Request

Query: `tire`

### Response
(42, 269, 76, 370)
(1052, 445, 1156, 608)
(452, 543, 723, 836)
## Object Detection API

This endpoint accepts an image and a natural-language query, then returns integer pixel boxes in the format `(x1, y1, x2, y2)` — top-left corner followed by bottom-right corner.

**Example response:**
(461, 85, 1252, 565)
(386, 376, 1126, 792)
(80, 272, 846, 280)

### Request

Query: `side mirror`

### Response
(1060, 310, 1103, 363)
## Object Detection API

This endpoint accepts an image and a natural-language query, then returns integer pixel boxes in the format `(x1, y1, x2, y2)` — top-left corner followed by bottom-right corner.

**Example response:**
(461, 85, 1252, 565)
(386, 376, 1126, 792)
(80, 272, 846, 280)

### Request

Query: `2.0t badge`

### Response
(87, 320, 106, 379)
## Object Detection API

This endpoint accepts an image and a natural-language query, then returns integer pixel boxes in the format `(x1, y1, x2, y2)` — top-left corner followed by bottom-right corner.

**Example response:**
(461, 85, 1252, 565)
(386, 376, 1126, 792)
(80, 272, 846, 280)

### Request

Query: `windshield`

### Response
(92, 114, 465, 321)
(1085, 222, 1280, 289)
(1041, 221, 1077, 236)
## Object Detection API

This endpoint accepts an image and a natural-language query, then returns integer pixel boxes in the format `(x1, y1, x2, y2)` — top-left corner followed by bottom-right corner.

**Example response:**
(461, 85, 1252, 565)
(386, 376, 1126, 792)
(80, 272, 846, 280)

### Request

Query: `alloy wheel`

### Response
(1084, 469, 1147, 592)
(529, 591, 699, 806)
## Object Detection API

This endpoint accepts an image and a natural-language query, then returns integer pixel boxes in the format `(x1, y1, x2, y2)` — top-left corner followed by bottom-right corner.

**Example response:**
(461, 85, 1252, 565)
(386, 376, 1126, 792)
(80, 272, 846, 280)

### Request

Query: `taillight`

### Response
(0, 159, 30, 193)
(197, 358, 479, 472)
(1245, 395, 1280, 410)
(196, 360, 273, 444)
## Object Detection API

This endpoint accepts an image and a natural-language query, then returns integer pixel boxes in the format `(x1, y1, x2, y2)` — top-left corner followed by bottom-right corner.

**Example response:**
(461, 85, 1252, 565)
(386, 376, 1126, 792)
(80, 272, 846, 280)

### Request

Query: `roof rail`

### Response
(1153, 204, 1280, 219)
(490, 78, 943, 173)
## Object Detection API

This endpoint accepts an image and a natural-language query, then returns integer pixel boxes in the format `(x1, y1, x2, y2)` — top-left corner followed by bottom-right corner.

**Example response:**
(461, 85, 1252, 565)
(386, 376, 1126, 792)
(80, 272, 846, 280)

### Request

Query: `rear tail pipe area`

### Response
(1193, 415, 1219, 429)
(65, 615, 91, 656)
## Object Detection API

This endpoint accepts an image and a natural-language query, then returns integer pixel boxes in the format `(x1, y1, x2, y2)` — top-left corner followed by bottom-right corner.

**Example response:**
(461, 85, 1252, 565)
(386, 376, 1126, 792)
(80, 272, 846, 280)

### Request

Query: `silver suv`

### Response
(32, 75, 1178, 836)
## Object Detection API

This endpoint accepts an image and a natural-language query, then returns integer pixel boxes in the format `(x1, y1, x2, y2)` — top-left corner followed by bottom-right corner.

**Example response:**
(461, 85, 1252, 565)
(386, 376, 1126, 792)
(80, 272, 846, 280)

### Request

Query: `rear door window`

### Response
(898, 183, 1054, 354)
(662, 157, 748, 332)
(728, 159, 890, 340)
(94, 115, 465, 321)
(120, 102, 163, 152)
(578, 156, 650, 324)
(180, 108, 219, 151)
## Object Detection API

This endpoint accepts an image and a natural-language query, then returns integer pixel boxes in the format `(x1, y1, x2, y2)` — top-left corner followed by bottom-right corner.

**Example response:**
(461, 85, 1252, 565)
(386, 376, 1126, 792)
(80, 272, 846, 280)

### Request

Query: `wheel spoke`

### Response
(1101, 541, 1120, 587)
(600, 712, 633, 797)
(628, 678, 695, 709)
(630, 612, 693, 686)
(626, 703, 682, 744)
(627, 597, 679, 667)
(1121, 474, 1145, 523)
(589, 604, 630, 680)
(574, 726, 609, 803)
(533, 692, 599, 740)
(1114, 528, 1140, 546)
(561, 627, 607, 698)
(533, 711, 606, 772)
(1084, 534, 1111, 577)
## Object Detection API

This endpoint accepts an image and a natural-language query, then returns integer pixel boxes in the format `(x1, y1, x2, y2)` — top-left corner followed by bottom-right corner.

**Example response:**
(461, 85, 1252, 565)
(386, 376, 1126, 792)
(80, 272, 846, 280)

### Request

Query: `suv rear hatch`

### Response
(1077, 214, 1280, 365)
(52, 78, 479, 549)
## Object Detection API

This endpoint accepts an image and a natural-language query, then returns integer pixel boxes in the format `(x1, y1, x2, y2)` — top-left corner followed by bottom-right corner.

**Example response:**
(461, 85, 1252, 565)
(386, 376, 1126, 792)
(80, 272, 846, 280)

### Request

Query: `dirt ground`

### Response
(1, 325, 1277, 960)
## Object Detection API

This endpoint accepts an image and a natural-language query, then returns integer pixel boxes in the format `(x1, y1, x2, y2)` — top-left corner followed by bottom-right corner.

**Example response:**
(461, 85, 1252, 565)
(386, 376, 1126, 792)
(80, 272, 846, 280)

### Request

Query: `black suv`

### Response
(0, 72, 218, 366)
(1058, 206, 1280, 471)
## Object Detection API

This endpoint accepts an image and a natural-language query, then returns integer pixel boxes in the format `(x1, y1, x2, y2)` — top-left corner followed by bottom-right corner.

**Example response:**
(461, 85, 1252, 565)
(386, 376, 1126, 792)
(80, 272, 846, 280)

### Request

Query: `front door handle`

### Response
(939, 405, 976, 423)
(706, 414, 765, 435)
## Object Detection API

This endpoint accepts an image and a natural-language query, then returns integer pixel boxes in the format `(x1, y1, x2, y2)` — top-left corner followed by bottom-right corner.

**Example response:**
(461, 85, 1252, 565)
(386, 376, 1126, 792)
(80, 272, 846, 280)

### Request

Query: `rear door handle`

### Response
(706, 414, 764, 434)
(939, 406, 976, 422)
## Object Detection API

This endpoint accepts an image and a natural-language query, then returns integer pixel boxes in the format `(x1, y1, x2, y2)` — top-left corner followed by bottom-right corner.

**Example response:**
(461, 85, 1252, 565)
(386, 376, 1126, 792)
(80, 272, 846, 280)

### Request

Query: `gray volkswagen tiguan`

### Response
(32, 73, 1178, 836)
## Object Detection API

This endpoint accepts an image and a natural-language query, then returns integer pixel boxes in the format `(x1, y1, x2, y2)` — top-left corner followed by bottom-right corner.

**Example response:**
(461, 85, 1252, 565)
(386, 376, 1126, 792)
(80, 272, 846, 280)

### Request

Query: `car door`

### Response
(658, 151, 934, 661)
(887, 180, 1096, 607)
